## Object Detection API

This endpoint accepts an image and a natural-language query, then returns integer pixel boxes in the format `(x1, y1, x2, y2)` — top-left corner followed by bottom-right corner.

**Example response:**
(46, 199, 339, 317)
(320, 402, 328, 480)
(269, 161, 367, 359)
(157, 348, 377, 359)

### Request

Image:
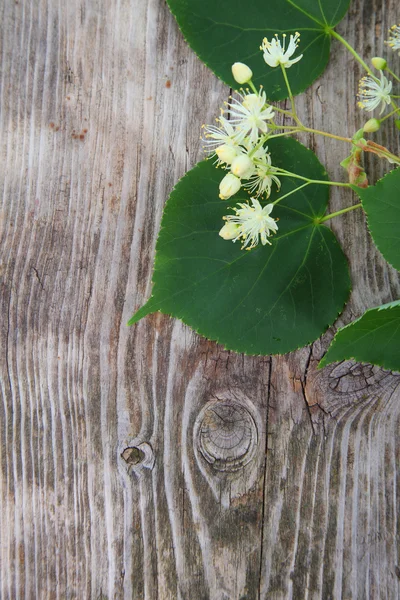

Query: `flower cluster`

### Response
(385, 24, 400, 54)
(202, 33, 304, 250)
(202, 90, 281, 202)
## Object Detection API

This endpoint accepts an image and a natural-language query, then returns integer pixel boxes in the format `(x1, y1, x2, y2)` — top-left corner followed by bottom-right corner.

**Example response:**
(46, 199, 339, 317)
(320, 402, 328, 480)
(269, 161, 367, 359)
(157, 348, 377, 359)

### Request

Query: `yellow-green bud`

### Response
(219, 222, 240, 240)
(231, 155, 255, 178)
(371, 56, 387, 70)
(231, 62, 253, 85)
(219, 173, 241, 200)
(363, 118, 381, 133)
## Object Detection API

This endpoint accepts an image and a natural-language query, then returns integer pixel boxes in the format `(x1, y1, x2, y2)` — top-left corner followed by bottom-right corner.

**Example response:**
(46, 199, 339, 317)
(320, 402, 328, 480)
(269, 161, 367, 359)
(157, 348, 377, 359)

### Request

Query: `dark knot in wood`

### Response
(197, 400, 258, 473)
(121, 446, 145, 466)
(120, 442, 154, 474)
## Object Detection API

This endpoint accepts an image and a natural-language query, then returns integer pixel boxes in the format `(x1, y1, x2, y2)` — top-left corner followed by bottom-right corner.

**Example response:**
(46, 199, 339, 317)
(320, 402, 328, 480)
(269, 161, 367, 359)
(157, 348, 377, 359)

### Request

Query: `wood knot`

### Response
(120, 442, 154, 474)
(197, 400, 257, 472)
(121, 446, 145, 466)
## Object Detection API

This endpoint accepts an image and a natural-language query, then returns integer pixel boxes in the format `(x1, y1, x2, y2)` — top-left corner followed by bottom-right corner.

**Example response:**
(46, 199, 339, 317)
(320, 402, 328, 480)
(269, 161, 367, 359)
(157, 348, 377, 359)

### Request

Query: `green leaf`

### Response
(351, 167, 400, 271)
(129, 138, 351, 355)
(166, 0, 350, 100)
(319, 301, 400, 371)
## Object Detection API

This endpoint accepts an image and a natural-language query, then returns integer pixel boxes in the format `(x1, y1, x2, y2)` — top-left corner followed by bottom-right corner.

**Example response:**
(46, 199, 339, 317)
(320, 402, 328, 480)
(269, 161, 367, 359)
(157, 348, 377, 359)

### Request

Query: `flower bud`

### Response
(215, 144, 238, 165)
(231, 154, 255, 178)
(219, 174, 241, 200)
(231, 62, 253, 85)
(363, 118, 381, 133)
(219, 222, 240, 240)
(371, 56, 387, 70)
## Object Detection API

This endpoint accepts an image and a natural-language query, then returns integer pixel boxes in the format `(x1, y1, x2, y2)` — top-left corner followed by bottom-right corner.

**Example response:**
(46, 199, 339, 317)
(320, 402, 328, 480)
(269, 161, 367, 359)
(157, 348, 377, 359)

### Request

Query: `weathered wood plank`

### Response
(0, 0, 400, 598)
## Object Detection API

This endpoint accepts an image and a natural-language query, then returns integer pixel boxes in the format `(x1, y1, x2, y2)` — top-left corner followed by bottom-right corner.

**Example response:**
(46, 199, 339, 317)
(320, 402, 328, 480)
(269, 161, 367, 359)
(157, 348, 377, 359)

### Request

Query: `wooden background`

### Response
(1, 0, 400, 598)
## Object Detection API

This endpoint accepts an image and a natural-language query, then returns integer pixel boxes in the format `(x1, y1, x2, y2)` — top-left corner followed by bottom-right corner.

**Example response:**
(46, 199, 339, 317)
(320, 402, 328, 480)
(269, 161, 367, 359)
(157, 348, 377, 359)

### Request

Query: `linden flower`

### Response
(219, 222, 240, 240)
(231, 62, 253, 85)
(244, 150, 281, 198)
(202, 115, 239, 153)
(261, 32, 303, 68)
(225, 91, 275, 145)
(357, 72, 393, 115)
(219, 173, 241, 200)
(230, 154, 255, 179)
(215, 144, 240, 165)
(221, 198, 278, 250)
(385, 24, 400, 54)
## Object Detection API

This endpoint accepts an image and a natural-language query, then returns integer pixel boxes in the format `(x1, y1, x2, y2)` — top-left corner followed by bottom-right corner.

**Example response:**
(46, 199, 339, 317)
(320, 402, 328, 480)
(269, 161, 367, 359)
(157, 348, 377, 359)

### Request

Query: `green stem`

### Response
(271, 182, 311, 205)
(390, 99, 400, 113)
(276, 169, 352, 187)
(301, 126, 352, 143)
(248, 80, 259, 95)
(318, 203, 362, 223)
(267, 130, 302, 139)
(330, 30, 374, 76)
(271, 123, 352, 143)
(379, 107, 400, 122)
(248, 133, 269, 157)
(271, 105, 296, 117)
(386, 67, 400, 84)
(280, 64, 302, 125)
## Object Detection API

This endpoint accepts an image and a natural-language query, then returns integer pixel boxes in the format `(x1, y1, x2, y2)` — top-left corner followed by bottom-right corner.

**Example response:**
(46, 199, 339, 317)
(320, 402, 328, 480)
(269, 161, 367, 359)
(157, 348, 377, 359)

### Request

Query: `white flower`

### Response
(202, 116, 239, 153)
(385, 24, 400, 54)
(243, 150, 281, 198)
(222, 198, 278, 250)
(231, 154, 255, 179)
(215, 144, 240, 165)
(219, 222, 241, 240)
(261, 33, 303, 69)
(357, 72, 393, 115)
(231, 62, 253, 84)
(219, 173, 241, 200)
(224, 91, 275, 145)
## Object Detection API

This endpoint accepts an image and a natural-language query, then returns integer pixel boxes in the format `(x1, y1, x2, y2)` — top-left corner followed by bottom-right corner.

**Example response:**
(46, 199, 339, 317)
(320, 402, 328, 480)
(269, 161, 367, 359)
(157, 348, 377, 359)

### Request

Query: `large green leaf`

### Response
(351, 168, 400, 271)
(129, 138, 350, 355)
(166, 0, 350, 100)
(319, 301, 400, 371)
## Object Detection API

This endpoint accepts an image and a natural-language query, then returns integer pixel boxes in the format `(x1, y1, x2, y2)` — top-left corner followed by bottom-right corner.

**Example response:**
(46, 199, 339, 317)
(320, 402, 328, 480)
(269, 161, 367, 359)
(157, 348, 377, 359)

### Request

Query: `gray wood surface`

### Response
(1, 0, 400, 598)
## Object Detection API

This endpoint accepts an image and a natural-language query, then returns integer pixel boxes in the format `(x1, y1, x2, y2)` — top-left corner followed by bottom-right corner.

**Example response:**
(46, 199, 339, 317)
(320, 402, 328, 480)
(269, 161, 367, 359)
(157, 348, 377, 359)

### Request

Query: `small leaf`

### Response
(166, 0, 350, 100)
(351, 167, 400, 271)
(319, 301, 400, 371)
(129, 138, 351, 355)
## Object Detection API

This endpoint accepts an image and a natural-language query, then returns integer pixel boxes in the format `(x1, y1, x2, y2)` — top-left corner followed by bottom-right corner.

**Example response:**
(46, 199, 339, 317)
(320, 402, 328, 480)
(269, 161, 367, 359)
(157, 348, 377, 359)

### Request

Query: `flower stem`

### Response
(386, 67, 400, 84)
(248, 133, 269, 157)
(301, 126, 353, 143)
(272, 105, 296, 117)
(276, 169, 352, 187)
(271, 182, 311, 205)
(379, 107, 400, 122)
(267, 130, 303, 139)
(280, 64, 302, 125)
(248, 80, 260, 95)
(271, 123, 353, 143)
(330, 30, 374, 76)
(317, 203, 362, 223)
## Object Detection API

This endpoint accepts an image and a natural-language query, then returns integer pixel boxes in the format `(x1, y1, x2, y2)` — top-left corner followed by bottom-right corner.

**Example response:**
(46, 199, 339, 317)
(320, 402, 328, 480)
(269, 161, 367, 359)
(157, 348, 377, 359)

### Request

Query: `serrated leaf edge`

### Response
(318, 299, 400, 370)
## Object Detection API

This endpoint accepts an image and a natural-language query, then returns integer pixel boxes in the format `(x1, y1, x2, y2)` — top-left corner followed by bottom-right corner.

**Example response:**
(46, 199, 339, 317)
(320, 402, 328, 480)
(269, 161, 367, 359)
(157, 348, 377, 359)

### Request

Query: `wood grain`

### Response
(0, 0, 399, 598)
